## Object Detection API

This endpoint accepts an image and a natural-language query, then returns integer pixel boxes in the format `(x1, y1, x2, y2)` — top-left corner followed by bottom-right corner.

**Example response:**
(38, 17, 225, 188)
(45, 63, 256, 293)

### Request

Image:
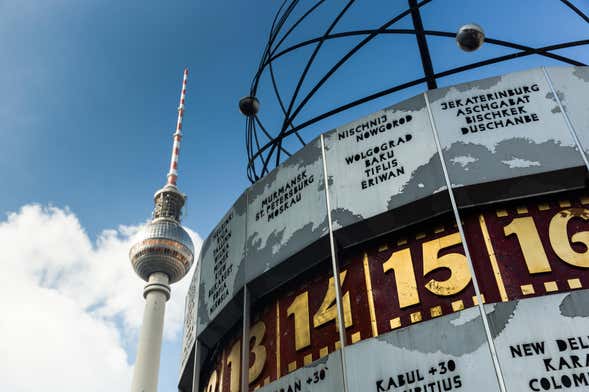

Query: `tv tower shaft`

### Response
(131, 272, 171, 392)
(130, 68, 195, 392)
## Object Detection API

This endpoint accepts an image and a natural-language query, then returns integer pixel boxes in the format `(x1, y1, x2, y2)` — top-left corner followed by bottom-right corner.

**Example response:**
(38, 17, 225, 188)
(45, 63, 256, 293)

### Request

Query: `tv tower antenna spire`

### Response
(129, 68, 195, 392)
(167, 68, 188, 187)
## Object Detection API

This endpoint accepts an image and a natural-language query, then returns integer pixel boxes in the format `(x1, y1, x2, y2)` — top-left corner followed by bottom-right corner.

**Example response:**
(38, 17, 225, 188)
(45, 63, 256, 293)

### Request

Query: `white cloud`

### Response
(0, 204, 201, 391)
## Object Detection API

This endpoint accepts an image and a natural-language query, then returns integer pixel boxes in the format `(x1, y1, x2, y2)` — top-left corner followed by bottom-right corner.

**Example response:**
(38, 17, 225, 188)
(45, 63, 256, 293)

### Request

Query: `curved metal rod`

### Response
(247, 118, 258, 167)
(258, 0, 430, 176)
(250, 0, 300, 175)
(268, 59, 307, 146)
(278, 0, 433, 144)
(269, 0, 302, 57)
(245, 119, 251, 167)
(247, 117, 259, 181)
(251, 26, 585, 176)
(560, 0, 589, 23)
(255, 0, 290, 83)
(428, 31, 585, 66)
(251, 28, 584, 165)
(264, 29, 585, 69)
(272, 0, 327, 57)
(252, 0, 327, 94)
(254, 115, 292, 157)
(271, 0, 356, 170)
(247, 39, 589, 167)
(247, 0, 588, 180)
(278, 29, 585, 136)
(252, 119, 263, 164)
(290, 39, 589, 137)
(251, 0, 300, 93)
(254, 0, 586, 86)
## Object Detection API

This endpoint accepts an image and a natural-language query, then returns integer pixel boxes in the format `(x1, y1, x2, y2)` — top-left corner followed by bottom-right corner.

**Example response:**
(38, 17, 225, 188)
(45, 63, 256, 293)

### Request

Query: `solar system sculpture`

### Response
(242, 0, 588, 183)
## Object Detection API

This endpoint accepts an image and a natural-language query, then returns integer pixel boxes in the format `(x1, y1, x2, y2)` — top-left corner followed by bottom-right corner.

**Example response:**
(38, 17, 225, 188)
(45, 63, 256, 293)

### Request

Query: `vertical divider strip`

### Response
(424, 92, 507, 392)
(241, 191, 251, 392)
(192, 339, 202, 392)
(320, 134, 350, 392)
(241, 286, 250, 392)
(191, 261, 202, 392)
(542, 66, 589, 171)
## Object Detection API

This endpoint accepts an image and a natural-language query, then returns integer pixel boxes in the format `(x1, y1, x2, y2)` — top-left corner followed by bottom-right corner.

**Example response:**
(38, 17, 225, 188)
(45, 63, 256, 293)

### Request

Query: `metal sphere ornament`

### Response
(456, 23, 485, 52)
(239, 96, 260, 117)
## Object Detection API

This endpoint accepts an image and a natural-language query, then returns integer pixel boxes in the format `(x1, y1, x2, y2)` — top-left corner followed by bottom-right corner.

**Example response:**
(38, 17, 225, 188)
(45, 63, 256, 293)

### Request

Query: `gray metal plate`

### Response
(180, 264, 199, 375)
(344, 307, 500, 392)
(196, 192, 247, 336)
(256, 350, 344, 392)
(487, 291, 589, 391)
(546, 66, 589, 155)
(427, 67, 583, 205)
(245, 136, 328, 283)
(323, 94, 447, 231)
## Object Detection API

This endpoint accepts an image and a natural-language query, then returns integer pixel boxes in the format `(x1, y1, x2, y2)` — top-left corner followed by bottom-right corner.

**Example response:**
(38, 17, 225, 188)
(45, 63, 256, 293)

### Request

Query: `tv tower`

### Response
(129, 68, 195, 392)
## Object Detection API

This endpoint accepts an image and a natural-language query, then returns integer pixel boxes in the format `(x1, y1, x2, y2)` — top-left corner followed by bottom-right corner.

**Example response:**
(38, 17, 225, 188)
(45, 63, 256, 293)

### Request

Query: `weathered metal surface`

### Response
(196, 192, 247, 336)
(462, 191, 589, 390)
(464, 193, 589, 303)
(194, 189, 589, 391)
(198, 324, 243, 392)
(323, 94, 447, 232)
(427, 67, 584, 206)
(186, 67, 589, 392)
(546, 66, 589, 154)
(257, 351, 344, 392)
(344, 307, 500, 392)
(245, 136, 328, 283)
(487, 291, 589, 391)
(192, 67, 589, 343)
(180, 265, 199, 376)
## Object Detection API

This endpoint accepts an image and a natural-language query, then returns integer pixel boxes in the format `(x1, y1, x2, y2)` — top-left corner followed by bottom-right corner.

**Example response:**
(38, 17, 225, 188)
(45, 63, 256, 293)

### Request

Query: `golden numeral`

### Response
(287, 272, 355, 352)
(504, 216, 551, 274)
(226, 340, 241, 392)
(248, 321, 267, 384)
(286, 292, 311, 351)
(382, 248, 420, 308)
(313, 271, 352, 329)
(205, 370, 218, 392)
(549, 208, 589, 267)
(422, 233, 471, 296)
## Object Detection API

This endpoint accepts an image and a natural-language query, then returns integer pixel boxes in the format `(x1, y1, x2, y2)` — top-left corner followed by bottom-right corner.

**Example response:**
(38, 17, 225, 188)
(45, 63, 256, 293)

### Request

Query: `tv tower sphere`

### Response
(129, 185, 194, 284)
(128, 68, 194, 392)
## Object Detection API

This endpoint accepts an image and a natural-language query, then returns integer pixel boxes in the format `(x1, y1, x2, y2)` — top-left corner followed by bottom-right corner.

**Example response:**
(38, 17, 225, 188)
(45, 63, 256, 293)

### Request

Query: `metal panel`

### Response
(196, 192, 247, 337)
(545, 66, 589, 154)
(180, 264, 199, 376)
(198, 325, 243, 392)
(464, 193, 589, 303)
(323, 94, 448, 239)
(256, 351, 344, 392)
(487, 291, 589, 391)
(427, 67, 584, 206)
(245, 136, 328, 286)
(186, 66, 589, 391)
(344, 307, 500, 392)
(462, 191, 589, 391)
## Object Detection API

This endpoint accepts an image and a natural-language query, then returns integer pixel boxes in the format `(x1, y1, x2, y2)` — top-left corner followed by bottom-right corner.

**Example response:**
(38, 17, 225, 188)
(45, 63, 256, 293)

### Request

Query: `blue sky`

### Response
(0, 1, 587, 391)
